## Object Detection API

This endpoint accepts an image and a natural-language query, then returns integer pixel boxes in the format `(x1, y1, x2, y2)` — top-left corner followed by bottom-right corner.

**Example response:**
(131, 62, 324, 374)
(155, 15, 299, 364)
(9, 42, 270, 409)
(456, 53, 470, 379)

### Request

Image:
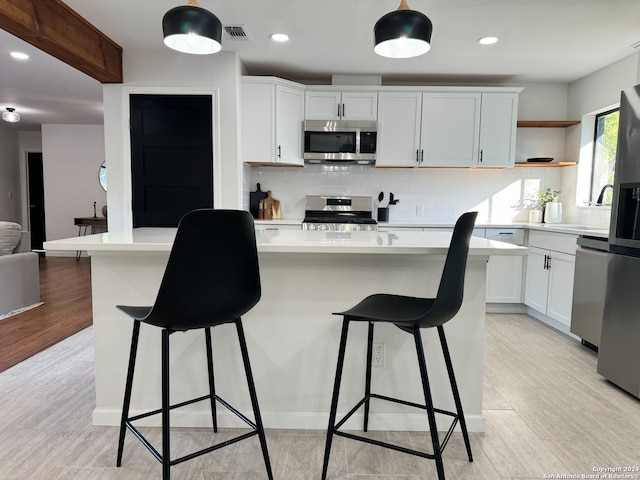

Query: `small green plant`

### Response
(537, 188, 561, 207)
(522, 188, 561, 210)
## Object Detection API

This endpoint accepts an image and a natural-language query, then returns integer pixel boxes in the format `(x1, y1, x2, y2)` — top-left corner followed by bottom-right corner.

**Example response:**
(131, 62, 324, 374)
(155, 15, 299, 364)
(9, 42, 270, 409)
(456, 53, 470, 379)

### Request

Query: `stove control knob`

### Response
(318, 224, 328, 231)
(307, 224, 316, 230)
(363, 225, 372, 231)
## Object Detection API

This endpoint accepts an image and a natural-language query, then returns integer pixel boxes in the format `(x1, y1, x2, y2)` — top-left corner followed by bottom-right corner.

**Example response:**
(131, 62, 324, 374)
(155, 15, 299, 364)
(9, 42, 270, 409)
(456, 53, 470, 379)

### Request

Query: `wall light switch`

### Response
(416, 204, 423, 216)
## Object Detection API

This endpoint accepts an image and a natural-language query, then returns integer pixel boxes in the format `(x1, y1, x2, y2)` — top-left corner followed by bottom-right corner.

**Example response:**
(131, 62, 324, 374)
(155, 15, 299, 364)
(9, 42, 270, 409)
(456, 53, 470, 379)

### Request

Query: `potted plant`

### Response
(537, 188, 562, 223)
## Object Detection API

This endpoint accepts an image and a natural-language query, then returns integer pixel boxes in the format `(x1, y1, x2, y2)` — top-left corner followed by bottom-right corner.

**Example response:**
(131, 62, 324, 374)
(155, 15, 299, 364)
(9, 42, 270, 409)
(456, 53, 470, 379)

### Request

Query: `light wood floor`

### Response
(1, 309, 639, 478)
(0, 256, 92, 372)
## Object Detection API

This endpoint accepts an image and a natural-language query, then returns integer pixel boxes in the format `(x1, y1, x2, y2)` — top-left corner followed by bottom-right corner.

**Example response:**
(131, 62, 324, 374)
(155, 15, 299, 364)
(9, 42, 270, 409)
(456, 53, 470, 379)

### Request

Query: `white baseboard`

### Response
(486, 303, 526, 314)
(93, 408, 485, 432)
(525, 307, 581, 341)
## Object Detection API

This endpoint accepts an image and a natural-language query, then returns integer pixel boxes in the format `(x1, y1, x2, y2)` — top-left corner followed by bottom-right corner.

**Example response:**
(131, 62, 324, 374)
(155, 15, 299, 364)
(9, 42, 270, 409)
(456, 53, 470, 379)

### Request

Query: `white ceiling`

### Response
(2, 0, 640, 130)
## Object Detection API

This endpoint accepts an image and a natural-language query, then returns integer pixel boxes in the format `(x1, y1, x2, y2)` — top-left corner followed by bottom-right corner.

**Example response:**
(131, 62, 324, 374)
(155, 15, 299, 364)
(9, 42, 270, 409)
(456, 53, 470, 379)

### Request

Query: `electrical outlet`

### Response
(372, 342, 385, 367)
(416, 204, 424, 216)
(283, 203, 291, 214)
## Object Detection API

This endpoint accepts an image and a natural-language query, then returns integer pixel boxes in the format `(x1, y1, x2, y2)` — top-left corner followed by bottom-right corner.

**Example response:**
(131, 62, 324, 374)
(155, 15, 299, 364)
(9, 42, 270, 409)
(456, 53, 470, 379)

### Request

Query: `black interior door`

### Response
(130, 94, 213, 227)
(27, 152, 46, 250)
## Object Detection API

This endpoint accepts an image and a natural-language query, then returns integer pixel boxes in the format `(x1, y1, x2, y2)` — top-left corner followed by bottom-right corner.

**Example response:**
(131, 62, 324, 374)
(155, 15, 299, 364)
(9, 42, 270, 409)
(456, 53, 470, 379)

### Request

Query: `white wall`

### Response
(41, 124, 106, 241)
(562, 52, 640, 226)
(0, 125, 20, 222)
(103, 49, 242, 234)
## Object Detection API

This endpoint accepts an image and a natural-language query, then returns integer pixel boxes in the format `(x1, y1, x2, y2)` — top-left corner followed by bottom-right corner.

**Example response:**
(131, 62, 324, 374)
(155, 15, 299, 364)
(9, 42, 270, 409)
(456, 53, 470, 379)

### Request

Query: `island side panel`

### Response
(90, 250, 487, 432)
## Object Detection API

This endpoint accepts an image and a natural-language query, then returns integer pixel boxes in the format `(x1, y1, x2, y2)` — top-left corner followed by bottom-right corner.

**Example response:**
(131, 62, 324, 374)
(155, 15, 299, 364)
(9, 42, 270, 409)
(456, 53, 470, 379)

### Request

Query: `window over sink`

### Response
(590, 108, 619, 206)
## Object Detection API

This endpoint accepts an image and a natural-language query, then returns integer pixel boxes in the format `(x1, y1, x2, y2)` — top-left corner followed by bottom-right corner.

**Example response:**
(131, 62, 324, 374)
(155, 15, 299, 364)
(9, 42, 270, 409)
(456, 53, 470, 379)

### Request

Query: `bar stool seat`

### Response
(321, 211, 478, 480)
(115, 209, 273, 480)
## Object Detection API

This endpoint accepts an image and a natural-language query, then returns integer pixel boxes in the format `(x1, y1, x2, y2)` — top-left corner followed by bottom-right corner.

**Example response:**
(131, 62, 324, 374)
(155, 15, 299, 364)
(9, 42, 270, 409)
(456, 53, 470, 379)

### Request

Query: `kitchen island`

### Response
(44, 227, 526, 433)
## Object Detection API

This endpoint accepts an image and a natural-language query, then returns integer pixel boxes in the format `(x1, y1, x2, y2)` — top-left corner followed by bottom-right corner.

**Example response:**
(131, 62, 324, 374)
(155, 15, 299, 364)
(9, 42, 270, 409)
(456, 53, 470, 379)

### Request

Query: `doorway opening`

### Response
(27, 152, 46, 251)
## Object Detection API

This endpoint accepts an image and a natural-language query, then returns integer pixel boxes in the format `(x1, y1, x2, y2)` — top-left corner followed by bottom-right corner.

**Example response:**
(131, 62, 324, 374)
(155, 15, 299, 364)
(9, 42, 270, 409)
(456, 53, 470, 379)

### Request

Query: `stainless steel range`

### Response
(302, 195, 377, 232)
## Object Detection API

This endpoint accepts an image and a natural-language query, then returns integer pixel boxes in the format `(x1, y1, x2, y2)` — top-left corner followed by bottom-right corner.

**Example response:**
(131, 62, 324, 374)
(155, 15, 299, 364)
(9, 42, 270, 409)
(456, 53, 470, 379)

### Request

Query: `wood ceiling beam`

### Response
(0, 0, 122, 83)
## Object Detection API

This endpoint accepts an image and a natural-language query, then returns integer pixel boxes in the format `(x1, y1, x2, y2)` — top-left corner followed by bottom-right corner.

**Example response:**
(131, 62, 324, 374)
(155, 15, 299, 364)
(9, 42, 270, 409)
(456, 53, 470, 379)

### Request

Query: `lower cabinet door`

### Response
(546, 251, 576, 326)
(486, 255, 524, 303)
(524, 246, 549, 313)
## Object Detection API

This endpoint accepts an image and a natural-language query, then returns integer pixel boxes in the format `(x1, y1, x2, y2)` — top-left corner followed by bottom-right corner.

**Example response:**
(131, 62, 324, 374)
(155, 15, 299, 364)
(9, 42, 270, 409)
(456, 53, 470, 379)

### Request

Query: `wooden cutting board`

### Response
(259, 191, 275, 220)
(250, 183, 268, 219)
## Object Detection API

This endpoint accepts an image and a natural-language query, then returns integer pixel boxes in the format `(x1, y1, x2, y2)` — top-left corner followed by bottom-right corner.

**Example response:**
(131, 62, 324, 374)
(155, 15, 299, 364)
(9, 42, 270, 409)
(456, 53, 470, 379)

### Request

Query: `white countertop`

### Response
(44, 227, 527, 256)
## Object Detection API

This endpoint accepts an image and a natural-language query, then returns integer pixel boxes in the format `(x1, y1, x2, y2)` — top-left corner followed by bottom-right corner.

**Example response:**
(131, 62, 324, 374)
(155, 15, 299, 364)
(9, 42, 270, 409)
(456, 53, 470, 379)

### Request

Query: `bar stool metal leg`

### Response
(235, 319, 273, 480)
(117, 320, 141, 467)
(321, 318, 350, 480)
(413, 328, 446, 480)
(162, 329, 171, 480)
(437, 325, 473, 462)
(363, 321, 374, 432)
(204, 328, 218, 433)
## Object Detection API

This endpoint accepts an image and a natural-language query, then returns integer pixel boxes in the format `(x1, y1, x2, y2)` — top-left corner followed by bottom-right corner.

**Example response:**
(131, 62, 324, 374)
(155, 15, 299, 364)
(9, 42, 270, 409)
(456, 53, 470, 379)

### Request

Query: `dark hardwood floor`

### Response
(0, 256, 92, 372)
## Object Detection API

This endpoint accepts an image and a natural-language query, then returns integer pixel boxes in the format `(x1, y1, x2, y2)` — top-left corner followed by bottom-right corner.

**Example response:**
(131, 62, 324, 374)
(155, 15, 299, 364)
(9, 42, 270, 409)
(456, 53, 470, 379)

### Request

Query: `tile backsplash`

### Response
(246, 164, 563, 224)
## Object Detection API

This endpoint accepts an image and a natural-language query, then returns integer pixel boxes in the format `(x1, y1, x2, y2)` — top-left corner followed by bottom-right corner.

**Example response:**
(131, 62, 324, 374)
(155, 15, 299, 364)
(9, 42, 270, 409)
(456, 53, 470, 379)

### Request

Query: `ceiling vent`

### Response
(224, 25, 252, 41)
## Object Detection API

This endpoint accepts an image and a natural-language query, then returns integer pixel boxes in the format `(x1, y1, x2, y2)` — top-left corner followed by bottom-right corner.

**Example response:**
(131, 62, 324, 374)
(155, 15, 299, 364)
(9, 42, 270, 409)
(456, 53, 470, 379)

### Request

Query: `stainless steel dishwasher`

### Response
(570, 235, 609, 350)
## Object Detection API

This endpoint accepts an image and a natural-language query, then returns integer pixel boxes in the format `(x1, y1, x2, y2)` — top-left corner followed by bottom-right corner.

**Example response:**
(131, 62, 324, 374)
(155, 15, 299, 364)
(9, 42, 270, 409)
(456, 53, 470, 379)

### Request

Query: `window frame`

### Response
(590, 107, 619, 206)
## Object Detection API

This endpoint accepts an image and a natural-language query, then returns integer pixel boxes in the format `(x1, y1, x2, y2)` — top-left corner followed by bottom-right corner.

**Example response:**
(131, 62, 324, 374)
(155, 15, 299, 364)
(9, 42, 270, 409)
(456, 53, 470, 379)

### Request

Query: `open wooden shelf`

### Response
(517, 120, 580, 128)
(515, 161, 577, 167)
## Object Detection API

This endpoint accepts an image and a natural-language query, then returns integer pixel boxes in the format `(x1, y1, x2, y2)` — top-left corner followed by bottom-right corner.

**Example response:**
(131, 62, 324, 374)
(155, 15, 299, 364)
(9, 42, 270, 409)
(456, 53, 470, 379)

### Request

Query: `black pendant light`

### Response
(162, 0, 223, 55)
(374, 0, 433, 59)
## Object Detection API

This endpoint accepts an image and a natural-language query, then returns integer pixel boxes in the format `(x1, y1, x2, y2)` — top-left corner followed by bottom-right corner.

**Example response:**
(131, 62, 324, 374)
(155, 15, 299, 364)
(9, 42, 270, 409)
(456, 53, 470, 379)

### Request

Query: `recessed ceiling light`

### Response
(270, 33, 289, 42)
(10, 51, 29, 60)
(478, 36, 499, 45)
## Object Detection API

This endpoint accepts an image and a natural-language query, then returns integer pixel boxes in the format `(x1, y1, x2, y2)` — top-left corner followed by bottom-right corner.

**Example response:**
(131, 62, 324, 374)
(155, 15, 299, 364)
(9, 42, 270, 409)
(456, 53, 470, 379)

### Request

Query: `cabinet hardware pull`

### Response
(416, 149, 420, 164)
(342, 103, 345, 117)
(420, 149, 424, 163)
(480, 149, 484, 163)
(277, 145, 282, 158)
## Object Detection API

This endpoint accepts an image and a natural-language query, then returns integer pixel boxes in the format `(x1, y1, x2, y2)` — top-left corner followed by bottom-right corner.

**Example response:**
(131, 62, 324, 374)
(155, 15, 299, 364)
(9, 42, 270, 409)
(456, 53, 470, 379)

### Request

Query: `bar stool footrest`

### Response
(124, 392, 260, 466)
(332, 392, 461, 456)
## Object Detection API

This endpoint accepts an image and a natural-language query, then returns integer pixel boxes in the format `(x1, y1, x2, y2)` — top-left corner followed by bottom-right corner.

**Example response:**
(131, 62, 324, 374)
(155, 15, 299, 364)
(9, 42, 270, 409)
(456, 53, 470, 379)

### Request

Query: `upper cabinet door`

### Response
(304, 91, 342, 120)
(421, 92, 481, 167)
(340, 92, 378, 120)
(376, 92, 422, 167)
(275, 85, 304, 165)
(305, 91, 378, 120)
(479, 93, 518, 167)
(242, 80, 304, 166)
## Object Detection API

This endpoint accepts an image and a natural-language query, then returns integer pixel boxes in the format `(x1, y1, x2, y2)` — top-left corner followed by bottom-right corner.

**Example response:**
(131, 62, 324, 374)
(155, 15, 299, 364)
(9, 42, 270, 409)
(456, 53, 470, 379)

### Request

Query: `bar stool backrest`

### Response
(148, 209, 261, 330)
(420, 211, 478, 329)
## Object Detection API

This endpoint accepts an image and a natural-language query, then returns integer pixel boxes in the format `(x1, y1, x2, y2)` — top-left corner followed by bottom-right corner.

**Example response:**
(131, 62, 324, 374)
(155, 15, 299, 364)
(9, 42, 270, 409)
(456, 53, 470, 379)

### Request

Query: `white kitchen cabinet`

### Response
(485, 228, 525, 303)
(376, 92, 423, 167)
(241, 78, 305, 166)
(479, 93, 518, 167)
(304, 90, 378, 121)
(421, 92, 480, 167)
(524, 231, 577, 326)
(376, 89, 519, 168)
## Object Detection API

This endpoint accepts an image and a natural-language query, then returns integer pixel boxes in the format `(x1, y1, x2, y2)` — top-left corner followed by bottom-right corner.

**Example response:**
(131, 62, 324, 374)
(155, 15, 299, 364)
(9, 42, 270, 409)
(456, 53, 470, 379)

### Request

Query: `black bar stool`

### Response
(321, 211, 478, 480)
(115, 209, 273, 480)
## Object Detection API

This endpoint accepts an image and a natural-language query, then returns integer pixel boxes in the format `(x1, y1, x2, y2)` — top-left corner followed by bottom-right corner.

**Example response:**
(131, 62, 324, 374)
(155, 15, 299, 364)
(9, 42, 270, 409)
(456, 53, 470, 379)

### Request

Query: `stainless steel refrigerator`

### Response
(597, 83, 640, 398)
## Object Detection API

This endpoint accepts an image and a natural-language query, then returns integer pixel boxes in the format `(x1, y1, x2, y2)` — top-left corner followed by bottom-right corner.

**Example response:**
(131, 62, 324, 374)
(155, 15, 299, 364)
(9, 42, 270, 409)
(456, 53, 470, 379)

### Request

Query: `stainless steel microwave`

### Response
(303, 120, 377, 164)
